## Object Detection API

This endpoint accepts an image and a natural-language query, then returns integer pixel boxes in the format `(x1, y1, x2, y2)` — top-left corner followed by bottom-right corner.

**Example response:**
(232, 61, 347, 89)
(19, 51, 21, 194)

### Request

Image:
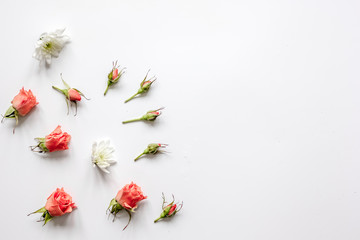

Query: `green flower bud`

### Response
(134, 143, 167, 161)
(124, 70, 156, 103)
(104, 61, 126, 96)
(122, 108, 164, 124)
(52, 73, 89, 116)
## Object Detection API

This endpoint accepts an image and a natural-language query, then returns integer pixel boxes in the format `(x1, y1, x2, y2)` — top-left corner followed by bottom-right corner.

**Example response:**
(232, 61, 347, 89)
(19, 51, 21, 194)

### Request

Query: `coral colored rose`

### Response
(11, 87, 38, 116)
(68, 89, 81, 101)
(115, 182, 147, 210)
(45, 126, 71, 152)
(45, 188, 76, 217)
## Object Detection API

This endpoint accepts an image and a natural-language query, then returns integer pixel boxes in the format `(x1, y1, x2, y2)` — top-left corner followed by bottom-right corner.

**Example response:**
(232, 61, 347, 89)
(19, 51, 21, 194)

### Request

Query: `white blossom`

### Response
(91, 140, 116, 173)
(33, 28, 70, 64)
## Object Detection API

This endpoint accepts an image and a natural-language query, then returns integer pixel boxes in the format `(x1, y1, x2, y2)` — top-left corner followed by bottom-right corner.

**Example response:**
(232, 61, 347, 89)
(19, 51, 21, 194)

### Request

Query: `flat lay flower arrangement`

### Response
(2, 28, 182, 229)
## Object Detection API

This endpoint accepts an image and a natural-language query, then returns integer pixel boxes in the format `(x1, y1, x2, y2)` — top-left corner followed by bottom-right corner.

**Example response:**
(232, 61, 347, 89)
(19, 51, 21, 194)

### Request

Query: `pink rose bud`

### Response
(108, 182, 147, 230)
(52, 74, 89, 116)
(154, 193, 183, 223)
(141, 80, 152, 89)
(124, 69, 156, 103)
(30, 125, 71, 153)
(134, 143, 168, 161)
(68, 88, 81, 101)
(168, 204, 177, 216)
(28, 187, 76, 226)
(104, 61, 125, 96)
(112, 68, 119, 80)
(122, 107, 164, 124)
(2, 87, 38, 133)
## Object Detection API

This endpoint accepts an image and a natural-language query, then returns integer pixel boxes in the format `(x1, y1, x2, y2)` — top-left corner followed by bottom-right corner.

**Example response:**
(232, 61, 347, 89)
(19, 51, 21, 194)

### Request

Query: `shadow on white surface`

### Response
(1, 106, 40, 134)
(34, 149, 71, 160)
(48, 211, 75, 227)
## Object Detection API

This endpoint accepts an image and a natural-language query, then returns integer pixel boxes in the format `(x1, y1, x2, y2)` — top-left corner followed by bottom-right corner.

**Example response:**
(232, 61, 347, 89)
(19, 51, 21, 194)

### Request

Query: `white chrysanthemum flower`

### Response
(92, 140, 116, 173)
(33, 28, 70, 64)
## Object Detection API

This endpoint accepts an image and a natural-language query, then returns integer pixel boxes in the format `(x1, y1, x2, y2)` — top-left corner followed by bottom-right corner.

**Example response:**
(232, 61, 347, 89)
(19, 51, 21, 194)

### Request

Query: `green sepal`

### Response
(42, 211, 54, 226)
(28, 206, 47, 215)
(2, 106, 19, 130)
(73, 88, 90, 100)
(108, 71, 113, 81)
(4, 106, 16, 118)
(39, 142, 49, 152)
(36, 137, 49, 151)
(61, 78, 71, 90)
(31, 138, 49, 153)
(139, 69, 156, 92)
(52, 86, 69, 99)
(161, 205, 172, 218)
(139, 70, 150, 87)
(108, 198, 123, 215)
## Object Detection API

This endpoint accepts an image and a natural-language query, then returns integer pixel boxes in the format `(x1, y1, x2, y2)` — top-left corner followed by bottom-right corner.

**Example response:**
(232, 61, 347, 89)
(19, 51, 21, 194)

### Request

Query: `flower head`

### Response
(2, 87, 38, 133)
(28, 187, 76, 226)
(33, 28, 70, 64)
(107, 182, 147, 230)
(52, 74, 89, 116)
(11, 88, 38, 116)
(154, 193, 183, 223)
(92, 140, 116, 173)
(45, 126, 71, 152)
(104, 61, 126, 95)
(30, 125, 71, 153)
(115, 182, 147, 210)
(124, 70, 156, 103)
(45, 188, 76, 217)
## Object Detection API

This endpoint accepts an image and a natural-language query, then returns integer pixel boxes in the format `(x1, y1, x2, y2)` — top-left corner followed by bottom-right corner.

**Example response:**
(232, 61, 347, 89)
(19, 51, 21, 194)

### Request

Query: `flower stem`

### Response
(154, 217, 162, 223)
(104, 85, 110, 96)
(123, 209, 132, 231)
(134, 153, 145, 161)
(124, 93, 138, 103)
(122, 118, 142, 124)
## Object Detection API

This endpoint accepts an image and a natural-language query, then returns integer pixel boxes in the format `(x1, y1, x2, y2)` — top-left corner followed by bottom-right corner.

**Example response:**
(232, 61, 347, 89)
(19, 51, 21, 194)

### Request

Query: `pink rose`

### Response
(115, 182, 147, 210)
(45, 188, 76, 217)
(11, 87, 38, 116)
(45, 126, 71, 152)
(68, 89, 81, 101)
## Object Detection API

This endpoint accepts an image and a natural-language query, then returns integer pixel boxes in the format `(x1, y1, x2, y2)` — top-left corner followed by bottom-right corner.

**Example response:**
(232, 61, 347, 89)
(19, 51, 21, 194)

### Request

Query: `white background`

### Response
(0, 0, 359, 239)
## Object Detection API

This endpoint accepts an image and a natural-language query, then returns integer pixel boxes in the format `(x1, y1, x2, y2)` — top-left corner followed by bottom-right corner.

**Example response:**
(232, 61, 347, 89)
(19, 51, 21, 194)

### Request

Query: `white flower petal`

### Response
(33, 28, 69, 64)
(91, 140, 116, 173)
